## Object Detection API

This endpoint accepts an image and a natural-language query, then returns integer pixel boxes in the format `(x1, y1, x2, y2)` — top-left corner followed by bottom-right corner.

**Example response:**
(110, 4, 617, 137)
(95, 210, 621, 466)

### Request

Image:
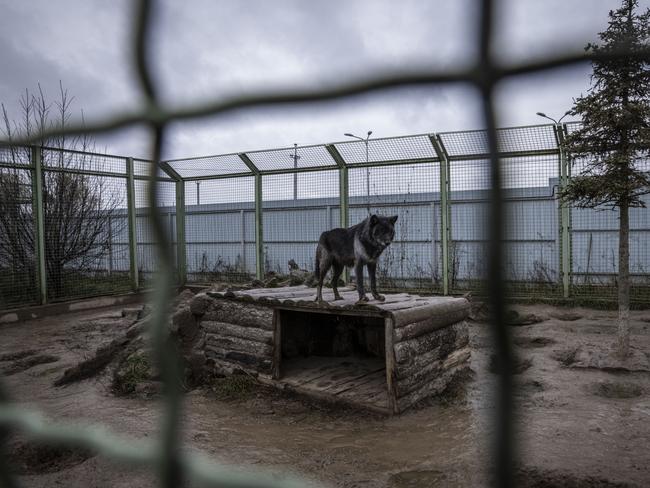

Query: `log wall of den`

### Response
(186, 291, 471, 413)
(387, 300, 471, 413)
(188, 293, 276, 377)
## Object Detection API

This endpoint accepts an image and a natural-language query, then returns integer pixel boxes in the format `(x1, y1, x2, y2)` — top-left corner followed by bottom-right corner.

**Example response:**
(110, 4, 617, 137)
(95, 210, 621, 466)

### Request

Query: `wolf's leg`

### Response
(315, 253, 333, 302)
(355, 262, 368, 303)
(331, 263, 344, 300)
(368, 262, 385, 301)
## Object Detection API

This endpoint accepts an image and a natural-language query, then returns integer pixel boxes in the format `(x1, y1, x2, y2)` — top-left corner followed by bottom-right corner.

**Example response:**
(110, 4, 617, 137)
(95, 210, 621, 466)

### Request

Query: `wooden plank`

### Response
(272, 310, 281, 380)
(330, 369, 385, 395)
(281, 357, 345, 386)
(200, 300, 274, 330)
(392, 298, 469, 327)
(393, 311, 469, 343)
(384, 317, 397, 414)
(202, 321, 273, 344)
(319, 364, 385, 394)
(205, 334, 273, 357)
(236, 285, 312, 295)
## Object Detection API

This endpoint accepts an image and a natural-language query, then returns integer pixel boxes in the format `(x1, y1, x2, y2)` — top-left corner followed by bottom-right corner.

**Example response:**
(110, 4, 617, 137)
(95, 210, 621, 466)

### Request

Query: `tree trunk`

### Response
(617, 201, 630, 358)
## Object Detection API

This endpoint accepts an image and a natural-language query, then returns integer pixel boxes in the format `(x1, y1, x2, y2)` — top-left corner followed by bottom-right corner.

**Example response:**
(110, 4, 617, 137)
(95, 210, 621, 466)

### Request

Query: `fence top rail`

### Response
(161, 122, 568, 180)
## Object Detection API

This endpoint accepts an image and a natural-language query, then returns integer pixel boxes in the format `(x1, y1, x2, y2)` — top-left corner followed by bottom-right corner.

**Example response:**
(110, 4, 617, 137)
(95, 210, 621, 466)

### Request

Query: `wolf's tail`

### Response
(314, 243, 322, 277)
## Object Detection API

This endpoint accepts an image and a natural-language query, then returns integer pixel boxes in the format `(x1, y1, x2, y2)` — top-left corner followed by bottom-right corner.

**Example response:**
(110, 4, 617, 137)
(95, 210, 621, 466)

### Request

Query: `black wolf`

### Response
(314, 214, 398, 303)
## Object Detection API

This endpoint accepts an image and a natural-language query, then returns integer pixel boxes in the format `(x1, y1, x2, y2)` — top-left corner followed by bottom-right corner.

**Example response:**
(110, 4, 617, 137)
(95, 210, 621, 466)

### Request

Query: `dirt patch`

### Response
(588, 381, 644, 399)
(550, 312, 583, 322)
(388, 469, 448, 487)
(517, 379, 545, 394)
(2, 354, 59, 376)
(506, 310, 546, 326)
(515, 466, 631, 487)
(551, 347, 580, 366)
(7, 439, 95, 475)
(488, 355, 533, 375)
(0, 349, 38, 362)
(514, 337, 557, 349)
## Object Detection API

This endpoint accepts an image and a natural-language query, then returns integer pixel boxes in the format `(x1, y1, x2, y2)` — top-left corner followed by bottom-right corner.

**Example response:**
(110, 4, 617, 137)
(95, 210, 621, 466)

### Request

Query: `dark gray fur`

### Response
(315, 214, 398, 303)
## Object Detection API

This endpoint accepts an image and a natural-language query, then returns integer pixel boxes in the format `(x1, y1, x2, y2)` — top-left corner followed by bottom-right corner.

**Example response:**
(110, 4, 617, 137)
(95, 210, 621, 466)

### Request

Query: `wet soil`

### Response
(1, 303, 649, 487)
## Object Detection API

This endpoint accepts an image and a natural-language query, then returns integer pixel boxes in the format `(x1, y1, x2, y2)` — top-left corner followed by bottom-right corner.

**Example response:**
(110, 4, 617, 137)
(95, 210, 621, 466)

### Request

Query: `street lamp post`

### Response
(344, 130, 372, 213)
(536, 111, 571, 125)
(287, 143, 301, 201)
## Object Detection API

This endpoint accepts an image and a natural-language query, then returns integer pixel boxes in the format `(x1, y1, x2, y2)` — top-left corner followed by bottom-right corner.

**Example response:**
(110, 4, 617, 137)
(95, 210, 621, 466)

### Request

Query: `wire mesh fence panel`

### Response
(0, 166, 38, 308)
(135, 177, 177, 287)
(501, 154, 561, 297)
(446, 156, 490, 293)
(0, 144, 32, 166)
(42, 147, 127, 175)
(570, 197, 650, 303)
(438, 124, 558, 157)
(185, 176, 256, 283)
(262, 171, 339, 278)
(246, 144, 338, 172)
(41, 159, 131, 301)
(349, 163, 442, 292)
(165, 154, 252, 179)
(334, 133, 437, 164)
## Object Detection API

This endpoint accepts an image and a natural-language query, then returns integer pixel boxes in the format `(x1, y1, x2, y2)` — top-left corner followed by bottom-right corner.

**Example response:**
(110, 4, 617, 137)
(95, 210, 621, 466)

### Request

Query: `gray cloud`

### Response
(0, 0, 647, 160)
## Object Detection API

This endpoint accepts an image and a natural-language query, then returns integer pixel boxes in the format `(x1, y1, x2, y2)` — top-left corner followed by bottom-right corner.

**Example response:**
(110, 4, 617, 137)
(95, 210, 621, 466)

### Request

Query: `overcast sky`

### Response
(1, 0, 648, 160)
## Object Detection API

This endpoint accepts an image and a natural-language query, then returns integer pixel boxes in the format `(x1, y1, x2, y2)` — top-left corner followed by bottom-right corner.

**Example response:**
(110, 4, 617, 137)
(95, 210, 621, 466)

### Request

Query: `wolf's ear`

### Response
(369, 214, 378, 226)
(389, 215, 398, 225)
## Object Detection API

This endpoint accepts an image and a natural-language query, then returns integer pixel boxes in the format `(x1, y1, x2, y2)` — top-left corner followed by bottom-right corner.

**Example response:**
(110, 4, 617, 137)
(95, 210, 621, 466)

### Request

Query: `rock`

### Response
(121, 307, 142, 320)
(135, 380, 163, 398)
(174, 289, 195, 307)
(264, 276, 280, 288)
(505, 310, 545, 326)
(189, 293, 213, 317)
(126, 316, 151, 339)
(138, 304, 152, 320)
(171, 306, 197, 338)
(250, 279, 264, 288)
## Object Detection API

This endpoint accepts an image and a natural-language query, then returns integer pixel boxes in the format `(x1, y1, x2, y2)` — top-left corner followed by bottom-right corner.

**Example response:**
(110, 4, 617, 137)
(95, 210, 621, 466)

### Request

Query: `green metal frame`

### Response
(126, 158, 140, 291)
(238, 153, 264, 280)
(326, 144, 349, 282)
(160, 161, 187, 286)
(429, 135, 451, 295)
(31, 146, 47, 305)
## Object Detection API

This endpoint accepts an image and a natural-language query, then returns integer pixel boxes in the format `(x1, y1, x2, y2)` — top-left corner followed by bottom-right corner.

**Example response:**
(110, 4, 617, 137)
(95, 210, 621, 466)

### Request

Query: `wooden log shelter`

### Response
(188, 285, 471, 414)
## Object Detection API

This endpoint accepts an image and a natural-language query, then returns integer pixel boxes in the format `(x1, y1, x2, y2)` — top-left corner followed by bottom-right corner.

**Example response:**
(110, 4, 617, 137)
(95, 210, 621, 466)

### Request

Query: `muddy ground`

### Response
(1, 303, 649, 487)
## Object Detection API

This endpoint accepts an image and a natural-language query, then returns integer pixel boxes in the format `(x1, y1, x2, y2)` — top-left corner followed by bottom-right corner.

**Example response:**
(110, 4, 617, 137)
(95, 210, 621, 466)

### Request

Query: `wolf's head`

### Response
(368, 214, 398, 249)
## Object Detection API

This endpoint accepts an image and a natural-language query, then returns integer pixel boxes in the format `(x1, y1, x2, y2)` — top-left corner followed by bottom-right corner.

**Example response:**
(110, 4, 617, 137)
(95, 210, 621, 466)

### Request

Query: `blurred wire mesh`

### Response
(0, 0, 649, 487)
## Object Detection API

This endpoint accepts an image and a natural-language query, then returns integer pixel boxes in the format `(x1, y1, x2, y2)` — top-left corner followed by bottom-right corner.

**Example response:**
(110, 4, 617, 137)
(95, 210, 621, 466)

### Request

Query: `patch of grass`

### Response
(589, 381, 643, 399)
(551, 347, 580, 366)
(112, 352, 152, 395)
(208, 374, 257, 401)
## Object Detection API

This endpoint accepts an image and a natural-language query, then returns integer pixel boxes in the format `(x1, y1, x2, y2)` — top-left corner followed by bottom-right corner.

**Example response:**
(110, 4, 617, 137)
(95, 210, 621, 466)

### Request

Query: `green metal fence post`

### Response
(31, 146, 47, 304)
(238, 154, 263, 280)
(254, 173, 264, 280)
(429, 135, 451, 295)
(326, 144, 349, 282)
(160, 161, 186, 286)
(556, 124, 571, 298)
(175, 180, 187, 286)
(126, 158, 139, 291)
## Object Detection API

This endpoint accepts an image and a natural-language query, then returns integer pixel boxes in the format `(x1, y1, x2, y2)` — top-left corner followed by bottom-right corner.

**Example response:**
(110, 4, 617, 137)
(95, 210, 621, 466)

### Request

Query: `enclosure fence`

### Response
(1, 0, 649, 487)
(2, 122, 649, 310)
